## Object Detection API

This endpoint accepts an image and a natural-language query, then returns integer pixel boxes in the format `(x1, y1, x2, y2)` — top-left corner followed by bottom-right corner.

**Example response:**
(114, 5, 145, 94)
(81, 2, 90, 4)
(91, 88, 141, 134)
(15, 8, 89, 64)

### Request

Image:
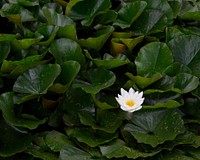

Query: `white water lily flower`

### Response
(115, 88, 144, 112)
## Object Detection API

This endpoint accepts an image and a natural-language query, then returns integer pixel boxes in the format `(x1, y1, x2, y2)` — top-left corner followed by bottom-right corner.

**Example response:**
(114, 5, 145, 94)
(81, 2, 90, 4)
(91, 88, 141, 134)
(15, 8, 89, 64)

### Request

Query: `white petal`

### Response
(120, 105, 132, 112)
(129, 88, 135, 95)
(129, 105, 142, 112)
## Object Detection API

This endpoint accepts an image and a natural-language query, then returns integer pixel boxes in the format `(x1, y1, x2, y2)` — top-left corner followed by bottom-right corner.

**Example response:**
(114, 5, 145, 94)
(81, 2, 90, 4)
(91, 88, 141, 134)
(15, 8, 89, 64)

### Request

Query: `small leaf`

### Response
(126, 72, 162, 89)
(42, 7, 74, 26)
(49, 38, 86, 66)
(0, 41, 10, 63)
(45, 130, 74, 152)
(168, 35, 200, 77)
(74, 68, 116, 94)
(0, 119, 31, 157)
(100, 139, 159, 159)
(66, 127, 117, 147)
(79, 26, 114, 51)
(60, 145, 91, 160)
(67, 0, 111, 26)
(0, 92, 46, 129)
(49, 61, 80, 93)
(86, 52, 130, 69)
(173, 73, 199, 93)
(113, 1, 147, 29)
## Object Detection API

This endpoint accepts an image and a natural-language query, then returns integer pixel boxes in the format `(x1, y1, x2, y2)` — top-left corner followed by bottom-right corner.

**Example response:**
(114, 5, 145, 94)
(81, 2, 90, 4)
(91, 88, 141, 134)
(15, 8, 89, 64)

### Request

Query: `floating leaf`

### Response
(45, 130, 74, 152)
(74, 68, 116, 94)
(173, 73, 199, 93)
(0, 41, 10, 63)
(135, 42, 174, 77)
(78, 26, 114, 51)
(0, 92, 46, 129)
(49, 38, 86, 66)
(67, 0, 111, 26)
(79, 109, 124, 133)
(86, 52, 130, 69)
(126, 72, 162, 89)
(49, 61, 80, 93)
(113, 1, 147, 29)
(124, 109, 185, 147)
(42, 7, 74, 26)
(66, 127, 117, 147)
(168, 35, 200, 77)
(13, 64, 61, 94)
(100, 139, 159, 159)
(59, 145, 91, 160)
(0, 119, 31, 157)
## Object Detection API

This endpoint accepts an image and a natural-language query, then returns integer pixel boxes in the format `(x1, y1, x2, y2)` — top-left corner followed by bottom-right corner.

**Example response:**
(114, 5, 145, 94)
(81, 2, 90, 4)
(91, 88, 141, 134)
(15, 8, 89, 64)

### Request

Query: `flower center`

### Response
(125, 100, 135, 107)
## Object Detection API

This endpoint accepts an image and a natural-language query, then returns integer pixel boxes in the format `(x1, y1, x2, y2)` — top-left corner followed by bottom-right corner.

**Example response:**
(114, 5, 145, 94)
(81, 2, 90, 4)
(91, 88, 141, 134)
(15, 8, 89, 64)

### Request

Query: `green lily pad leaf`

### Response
(59, 146, 91, 160)
(79, 109, 124, 133)
(173, 73, 199, 93)
(49, 38, 86, 66)
(57, 25, 77, 40)
(113, 1, 147, 29)
(11, 36, 44, 51)
(130, 0, 173, 35)
(168, 35, 200, 77)
(93, 10, 117, 25)
(135, 42, 174, 77)
(0, 41, 10, 63)
(62, 88, 95, 126)
(49, 61, 80, 93)
(26, 145, 58, 160)
(131, 9, 167, 35)
(179, 3, 200, 21)
(126, 72, 162, 89)
(120, 36, 144, 50)
(45, 130, 74, 152)
(78, 26, 114, 51)
(86, 51, 130, 69)
(0, 92, 46, 129)
(13, 64, 61, 94)
(42, 7, 74, 26)
(168, 0, 183, 18)
(144, 91, 183, 109)
(124, 109, 185, 147)
(0, 119, 31, 157)
(181, 97, 200, 119)
(74, 68, 116, 94)
(1, 3, 35, 23)
(66, 127, 117, 147)
(100, 139, 159, 159)
(164, 62, 192, 77)
(1, 53, 47, 77)
(67, 0, 111, 26)
(92, 94, 117, 109)
(0, 34, 16, 41)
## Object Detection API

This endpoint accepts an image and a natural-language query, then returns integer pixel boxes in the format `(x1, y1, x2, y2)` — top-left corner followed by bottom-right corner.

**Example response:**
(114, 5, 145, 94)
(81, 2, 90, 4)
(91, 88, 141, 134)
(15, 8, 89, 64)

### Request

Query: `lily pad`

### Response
(0, 119, 31, 157)
(135, 42, 174, 77)
(0, 92, 46, 129)
(66, 127, 117, 147)
(67, 0, 111, 26)
(100, 139, 159, 159)
(168, 35, 200, 77)
(124, 109, 185, 147)
(113, 1, 147, 29)
(49, 38, 86, 66)
(13, 64, 61, 94)
(74, 68, 116, 94)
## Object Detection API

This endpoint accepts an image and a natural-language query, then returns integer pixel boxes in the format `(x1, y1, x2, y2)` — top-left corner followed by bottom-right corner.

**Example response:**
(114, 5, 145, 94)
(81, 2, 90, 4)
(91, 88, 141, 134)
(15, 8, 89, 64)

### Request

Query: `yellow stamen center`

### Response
(125, 100, 135, 107)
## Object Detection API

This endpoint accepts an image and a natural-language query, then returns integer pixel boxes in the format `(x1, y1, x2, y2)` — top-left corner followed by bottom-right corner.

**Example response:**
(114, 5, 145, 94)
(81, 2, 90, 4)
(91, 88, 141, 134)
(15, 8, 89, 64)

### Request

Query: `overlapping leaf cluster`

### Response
(0, 0, 200, 159)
